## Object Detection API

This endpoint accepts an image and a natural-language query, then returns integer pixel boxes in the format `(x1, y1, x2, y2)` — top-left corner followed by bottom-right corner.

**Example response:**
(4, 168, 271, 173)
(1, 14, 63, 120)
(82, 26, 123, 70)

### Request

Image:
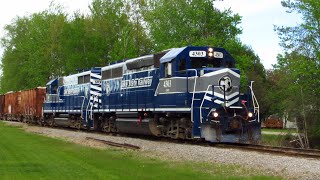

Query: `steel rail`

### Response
(214, 143, 320, 158)
(85, 137, 140, 150)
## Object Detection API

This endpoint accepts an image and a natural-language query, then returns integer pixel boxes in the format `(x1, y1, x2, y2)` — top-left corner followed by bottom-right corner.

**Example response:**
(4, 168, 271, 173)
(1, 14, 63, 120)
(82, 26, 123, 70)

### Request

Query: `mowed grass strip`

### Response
(0, 122, 280, 180)
(262, 128, 295, 133)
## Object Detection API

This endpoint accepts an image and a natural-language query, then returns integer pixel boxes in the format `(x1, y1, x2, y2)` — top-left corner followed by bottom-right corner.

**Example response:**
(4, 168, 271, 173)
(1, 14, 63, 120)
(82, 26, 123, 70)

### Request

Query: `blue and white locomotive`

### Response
(43, 46, 261, 143)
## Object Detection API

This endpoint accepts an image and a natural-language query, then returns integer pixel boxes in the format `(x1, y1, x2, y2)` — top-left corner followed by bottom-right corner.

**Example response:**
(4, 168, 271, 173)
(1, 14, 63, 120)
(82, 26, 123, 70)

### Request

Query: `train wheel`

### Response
(166, 119, 186, 139)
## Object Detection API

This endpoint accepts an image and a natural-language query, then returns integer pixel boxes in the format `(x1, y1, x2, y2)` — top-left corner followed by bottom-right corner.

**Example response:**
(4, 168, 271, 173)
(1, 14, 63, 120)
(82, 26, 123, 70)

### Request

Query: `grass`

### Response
(262, 128, 296, 133)
(261, 134, 295, 147)
(0, 122, 281, 179)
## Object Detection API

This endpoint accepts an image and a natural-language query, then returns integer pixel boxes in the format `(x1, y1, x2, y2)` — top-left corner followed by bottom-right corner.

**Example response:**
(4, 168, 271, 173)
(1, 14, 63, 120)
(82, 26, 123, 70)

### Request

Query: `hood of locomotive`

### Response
(195, 68, 240, 106)
(193, 68, 241, 122)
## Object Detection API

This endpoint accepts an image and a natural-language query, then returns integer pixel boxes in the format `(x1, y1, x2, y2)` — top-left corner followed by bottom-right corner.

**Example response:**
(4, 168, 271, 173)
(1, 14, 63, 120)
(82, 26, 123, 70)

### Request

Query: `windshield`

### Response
(191, 58, 221, 68)
(191, 57, 234, 69)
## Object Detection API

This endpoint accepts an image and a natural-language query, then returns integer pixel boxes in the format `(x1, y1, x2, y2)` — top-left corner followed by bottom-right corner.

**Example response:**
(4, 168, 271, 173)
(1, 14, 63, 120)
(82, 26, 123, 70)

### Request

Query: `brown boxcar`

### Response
(4, 91, 22, 121)
(0, 95, 5, 119)
(263, 117, 283, 129)
(20, 87, 46, 123)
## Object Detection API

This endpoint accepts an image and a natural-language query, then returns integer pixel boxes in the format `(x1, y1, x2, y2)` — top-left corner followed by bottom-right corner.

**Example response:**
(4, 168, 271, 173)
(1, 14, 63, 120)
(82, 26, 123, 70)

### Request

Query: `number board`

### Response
(213, 52, 224, 58)
(189, 51, 206, 57)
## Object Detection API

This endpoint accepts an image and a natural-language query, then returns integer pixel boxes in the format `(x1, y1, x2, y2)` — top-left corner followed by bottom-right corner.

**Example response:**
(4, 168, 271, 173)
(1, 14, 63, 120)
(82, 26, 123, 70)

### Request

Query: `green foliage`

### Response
(142, 0, 242, 50)
(271, 0, 320, 147)
(0, 1, 152, 93)
(0, 8, 67, 92)
(0, 122, 278, 179)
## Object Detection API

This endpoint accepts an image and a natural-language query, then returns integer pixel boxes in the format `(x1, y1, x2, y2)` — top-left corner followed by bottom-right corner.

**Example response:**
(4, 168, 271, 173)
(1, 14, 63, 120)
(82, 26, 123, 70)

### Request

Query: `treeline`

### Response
(266, 0, 320, 148)
(0, 0, 265, 92)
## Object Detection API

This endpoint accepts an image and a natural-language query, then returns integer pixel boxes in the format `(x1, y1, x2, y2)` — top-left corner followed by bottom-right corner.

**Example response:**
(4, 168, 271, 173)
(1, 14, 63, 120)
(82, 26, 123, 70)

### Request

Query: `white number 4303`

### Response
(189, 51, 206, 57)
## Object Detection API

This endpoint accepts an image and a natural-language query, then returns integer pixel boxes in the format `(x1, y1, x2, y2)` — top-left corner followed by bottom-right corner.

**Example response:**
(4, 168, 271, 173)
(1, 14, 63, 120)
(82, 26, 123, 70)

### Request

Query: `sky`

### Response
(0, 0, 302, 69)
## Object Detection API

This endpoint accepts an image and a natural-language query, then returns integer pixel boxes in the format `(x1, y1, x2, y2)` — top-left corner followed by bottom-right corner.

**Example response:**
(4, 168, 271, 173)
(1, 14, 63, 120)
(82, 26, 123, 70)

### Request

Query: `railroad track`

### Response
(85, 137, 140, 150)
(214, 143, 320, 158)
(3, 120, 320, 158)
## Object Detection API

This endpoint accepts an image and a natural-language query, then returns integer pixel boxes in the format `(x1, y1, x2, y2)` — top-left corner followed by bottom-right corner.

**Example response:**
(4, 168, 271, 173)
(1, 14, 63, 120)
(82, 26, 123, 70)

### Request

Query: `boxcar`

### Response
(20, 87, 46, 123)
(0, 95, 5, 119)
(4, 91, 22, 121)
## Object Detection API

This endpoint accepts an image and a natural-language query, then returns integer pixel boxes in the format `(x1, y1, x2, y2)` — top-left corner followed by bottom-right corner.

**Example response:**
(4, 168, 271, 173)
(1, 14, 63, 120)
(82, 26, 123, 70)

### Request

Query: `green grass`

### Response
(262, 128, 296, 133)
(261, 134, 295, 147)
(0, 122, 280, 179)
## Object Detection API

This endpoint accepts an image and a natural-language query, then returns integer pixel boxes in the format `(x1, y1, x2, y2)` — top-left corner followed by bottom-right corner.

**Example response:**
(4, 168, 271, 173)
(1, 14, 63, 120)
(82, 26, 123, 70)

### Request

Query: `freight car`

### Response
(4, 91, 21, 121)
(2, 87, 46, 123)
(41, 46, 261, 143)
(20, 88, 46, 124)
(263, 116, 283, 129)
(0, 95, 5, 120)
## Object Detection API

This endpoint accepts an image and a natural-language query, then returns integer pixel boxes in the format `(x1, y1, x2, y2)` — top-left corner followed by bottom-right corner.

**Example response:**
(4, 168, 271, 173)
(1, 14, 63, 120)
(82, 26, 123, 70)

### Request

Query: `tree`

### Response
(142, 0, 242, 51)
(274, 0, 320, 148)
(0, 5, 68, 92)
(0, 0, 153, 92)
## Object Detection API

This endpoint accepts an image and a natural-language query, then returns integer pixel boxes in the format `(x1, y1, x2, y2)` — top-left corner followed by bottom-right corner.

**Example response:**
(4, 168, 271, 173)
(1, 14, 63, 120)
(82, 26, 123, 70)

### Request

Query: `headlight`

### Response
(208, 48, 213, 52)
(212, 112, 219, 118)
(248, 112, 253, 118)
(208, 52, 213, 57)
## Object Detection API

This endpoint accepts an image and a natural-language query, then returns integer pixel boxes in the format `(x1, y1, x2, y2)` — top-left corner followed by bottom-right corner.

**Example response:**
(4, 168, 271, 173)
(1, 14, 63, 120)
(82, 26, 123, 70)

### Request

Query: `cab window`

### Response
(178, 59, 186, 73)
(191, 58, 222, 68)
(164, 63, 172, 78)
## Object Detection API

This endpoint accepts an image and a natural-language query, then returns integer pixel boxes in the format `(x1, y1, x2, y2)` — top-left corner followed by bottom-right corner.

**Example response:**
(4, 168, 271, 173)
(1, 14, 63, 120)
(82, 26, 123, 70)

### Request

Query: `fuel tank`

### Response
(115, 117, 160, 136)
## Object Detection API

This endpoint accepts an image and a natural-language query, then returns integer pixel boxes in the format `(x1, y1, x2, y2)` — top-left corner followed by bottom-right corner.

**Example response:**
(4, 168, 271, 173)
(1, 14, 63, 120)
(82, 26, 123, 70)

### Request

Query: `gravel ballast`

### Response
(4, 121, 320, 179)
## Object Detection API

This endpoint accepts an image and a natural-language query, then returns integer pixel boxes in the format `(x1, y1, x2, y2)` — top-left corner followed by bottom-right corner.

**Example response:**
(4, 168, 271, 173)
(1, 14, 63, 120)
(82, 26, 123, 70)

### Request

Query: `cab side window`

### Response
(164, 62, 172, 78)
(179, 59, 186, 74)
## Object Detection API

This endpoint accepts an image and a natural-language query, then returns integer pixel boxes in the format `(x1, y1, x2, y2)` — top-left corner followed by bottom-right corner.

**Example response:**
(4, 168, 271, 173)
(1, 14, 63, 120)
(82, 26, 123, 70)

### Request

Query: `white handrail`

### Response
(187, 69, 198, 123)
(85, 96, 91, 123)
(199, 85, 213, 123)
(249, 81, 260, 122)
(80, 96, 86, 119)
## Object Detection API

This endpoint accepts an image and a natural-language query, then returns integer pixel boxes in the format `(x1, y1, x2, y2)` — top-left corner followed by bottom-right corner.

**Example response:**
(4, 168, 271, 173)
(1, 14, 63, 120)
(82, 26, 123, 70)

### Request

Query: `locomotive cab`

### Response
(46, 78, 58, 94)
(160, 47, 235, 78)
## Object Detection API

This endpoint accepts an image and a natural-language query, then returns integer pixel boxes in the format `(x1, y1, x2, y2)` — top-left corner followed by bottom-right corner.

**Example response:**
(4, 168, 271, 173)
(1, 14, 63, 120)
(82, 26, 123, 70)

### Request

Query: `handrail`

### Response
(249, 81, 260, 122)
(85, 96, 91, 123)
(90, 95, 98, 120)
(199, 85, 213, 123)
(80, 96, 86, 120)
(186, 69, 198, 123)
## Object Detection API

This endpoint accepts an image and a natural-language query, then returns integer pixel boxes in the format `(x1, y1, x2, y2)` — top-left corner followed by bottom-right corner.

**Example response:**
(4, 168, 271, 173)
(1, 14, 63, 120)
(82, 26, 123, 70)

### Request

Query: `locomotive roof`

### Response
(160, 47, 186, 63)
(57, 46, 235, 86)
(101, 61, 125, 71)
(160, 46, 234, 64)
